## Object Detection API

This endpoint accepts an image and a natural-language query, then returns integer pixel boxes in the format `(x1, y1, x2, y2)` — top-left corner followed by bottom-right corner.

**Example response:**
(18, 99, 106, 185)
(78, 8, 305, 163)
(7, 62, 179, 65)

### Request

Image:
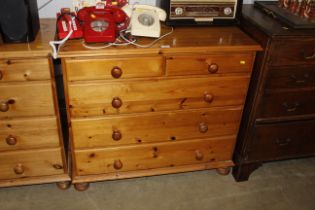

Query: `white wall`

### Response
(38, 0, 254, 18)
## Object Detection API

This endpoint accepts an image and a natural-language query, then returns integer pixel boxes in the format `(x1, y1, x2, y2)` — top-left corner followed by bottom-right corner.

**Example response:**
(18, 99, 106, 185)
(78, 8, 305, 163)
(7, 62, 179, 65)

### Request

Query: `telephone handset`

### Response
(122, 4, 167, 38)
(57, 8, 83, 39)
(77, 3, 128, 43)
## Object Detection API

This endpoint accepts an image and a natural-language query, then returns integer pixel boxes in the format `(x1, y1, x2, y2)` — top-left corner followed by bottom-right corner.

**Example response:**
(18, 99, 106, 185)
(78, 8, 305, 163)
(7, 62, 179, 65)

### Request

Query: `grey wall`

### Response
(37, 0, 254, 18)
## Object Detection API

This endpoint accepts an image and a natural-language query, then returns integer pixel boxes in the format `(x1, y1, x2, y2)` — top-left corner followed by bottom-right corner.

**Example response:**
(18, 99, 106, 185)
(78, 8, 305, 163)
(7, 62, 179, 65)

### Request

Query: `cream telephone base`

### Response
(122, 4, 167, 38)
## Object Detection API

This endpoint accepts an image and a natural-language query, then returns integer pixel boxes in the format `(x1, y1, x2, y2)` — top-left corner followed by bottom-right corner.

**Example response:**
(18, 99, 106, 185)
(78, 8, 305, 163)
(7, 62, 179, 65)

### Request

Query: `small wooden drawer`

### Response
(0, 81, 55, 118)
(269, 39, 315, 66)
(68, 75, 250, 117)
(64, 56, 164, 81)
(166, 53, 254, 76)
(265, 67, 315, 89)
(71, 107, 242, 148)
(75, 136, 235, 175)
(0, 59, 50, 82)
(258, 89, 315, 119)
(248, 121, 315, 161)
(0, 117, 60, 151)
(0, 148, 65, 180)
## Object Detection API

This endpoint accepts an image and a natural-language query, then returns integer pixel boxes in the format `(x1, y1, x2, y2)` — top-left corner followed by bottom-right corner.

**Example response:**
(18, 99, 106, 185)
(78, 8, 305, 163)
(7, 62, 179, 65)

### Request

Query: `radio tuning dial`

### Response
(175, 7, 184, 16)
(224, 7, 233, 16)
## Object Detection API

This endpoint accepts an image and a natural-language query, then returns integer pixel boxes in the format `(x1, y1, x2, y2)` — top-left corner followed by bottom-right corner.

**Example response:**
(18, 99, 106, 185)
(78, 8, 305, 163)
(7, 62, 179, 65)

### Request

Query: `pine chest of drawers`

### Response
(0, 20, 70, 188)
(233, 5, 315, 181)
(59, 26, 260, 190)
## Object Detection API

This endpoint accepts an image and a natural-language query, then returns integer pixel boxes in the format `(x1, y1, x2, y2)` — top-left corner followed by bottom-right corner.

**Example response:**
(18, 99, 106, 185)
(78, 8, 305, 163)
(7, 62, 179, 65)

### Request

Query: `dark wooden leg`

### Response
(74, 182, 90, 191)
(56, 181, 71, 190)
(216, 167, 231, 176)
(232, 162, 262, 182)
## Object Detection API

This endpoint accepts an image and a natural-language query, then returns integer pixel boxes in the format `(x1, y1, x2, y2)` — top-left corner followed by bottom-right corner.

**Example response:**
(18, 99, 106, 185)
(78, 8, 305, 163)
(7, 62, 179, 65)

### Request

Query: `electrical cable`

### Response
(38, 0, 54, 11)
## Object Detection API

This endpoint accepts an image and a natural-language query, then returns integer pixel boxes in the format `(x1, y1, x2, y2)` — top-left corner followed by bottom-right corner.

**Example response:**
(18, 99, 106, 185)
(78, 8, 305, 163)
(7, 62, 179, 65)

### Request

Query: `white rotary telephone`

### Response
(122, 4, 167, 38)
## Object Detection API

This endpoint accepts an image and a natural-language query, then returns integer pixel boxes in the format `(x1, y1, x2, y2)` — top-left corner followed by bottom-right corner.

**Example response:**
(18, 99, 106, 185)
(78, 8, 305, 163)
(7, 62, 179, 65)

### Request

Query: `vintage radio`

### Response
(161, 0, 242, 26)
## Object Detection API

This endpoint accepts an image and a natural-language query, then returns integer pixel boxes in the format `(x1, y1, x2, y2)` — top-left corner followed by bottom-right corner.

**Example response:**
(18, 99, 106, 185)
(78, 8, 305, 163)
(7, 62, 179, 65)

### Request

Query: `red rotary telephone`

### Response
(77, 3, 128, 43)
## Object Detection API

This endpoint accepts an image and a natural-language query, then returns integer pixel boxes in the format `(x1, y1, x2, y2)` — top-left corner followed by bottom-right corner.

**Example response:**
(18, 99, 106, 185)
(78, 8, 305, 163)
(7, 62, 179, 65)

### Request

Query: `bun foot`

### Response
(74, 183, 90, 191)
(216, 167, 231, 176)
(56, 181, 71, 190)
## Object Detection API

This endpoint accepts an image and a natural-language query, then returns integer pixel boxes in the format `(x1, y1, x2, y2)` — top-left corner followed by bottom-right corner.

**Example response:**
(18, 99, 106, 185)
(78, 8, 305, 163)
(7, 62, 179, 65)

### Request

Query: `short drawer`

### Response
(0, 148, 65, 180)
(0, 59, 50, 82)
(166, 53, 254, 76)
(64, 56, 164, 81)
(71, 107, 242, 148)
(68, 75, 250, 117)
(0, 117, 60, 151)
(258, 89, 315, 119)
(269, 39, 315, 66)
(265, 67, 315, 89)
(247, 121, 315, 161)
(0, 81, 55, 118)
(75, 136, 235, 175)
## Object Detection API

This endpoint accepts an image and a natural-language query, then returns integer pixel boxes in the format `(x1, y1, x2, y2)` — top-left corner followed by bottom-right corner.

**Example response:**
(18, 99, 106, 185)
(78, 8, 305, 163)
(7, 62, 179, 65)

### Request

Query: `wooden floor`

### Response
(0, 157, 314, 210)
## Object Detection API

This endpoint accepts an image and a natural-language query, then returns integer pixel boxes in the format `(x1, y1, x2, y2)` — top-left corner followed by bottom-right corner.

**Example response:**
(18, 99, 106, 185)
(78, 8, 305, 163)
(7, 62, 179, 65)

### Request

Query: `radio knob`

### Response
(224, 7, 233, 16)
(175, 7, 184, 16)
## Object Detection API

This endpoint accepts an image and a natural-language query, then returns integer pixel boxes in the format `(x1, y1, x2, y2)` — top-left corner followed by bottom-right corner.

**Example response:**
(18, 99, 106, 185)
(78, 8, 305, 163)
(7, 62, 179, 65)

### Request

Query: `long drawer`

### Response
(0, 58, 50, 82)
(68, 75, 250, 117)
(64, 56, 164, 81)
(0, 117, 60, 151)
(72, 107, 242, 149)
(0, 148, 65, 180)
(166, 53, 254, 76)
(75, 136, 236, 175)
(258, 89, 315, 119)
(0, 81, 55, 118)
(248, 121, 315, 161)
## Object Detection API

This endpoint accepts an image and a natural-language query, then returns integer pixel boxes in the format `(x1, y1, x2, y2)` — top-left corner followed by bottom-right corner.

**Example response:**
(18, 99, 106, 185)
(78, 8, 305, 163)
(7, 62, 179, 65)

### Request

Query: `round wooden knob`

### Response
(204, 93, 214, 104)
(112, 130, 122, 141)
(0, 70, 3, 80)
(208, 63, 219, 74)
(199, 122, 208, 133)
(195, 150, 204, 161)
(6, 135, 17, 146)
(111, 66, 123, 78)
(14, 163, 24, 175)
(0, 101, 9, 112)
(113, 159, 123, 170)
(112, 97, 122, 109)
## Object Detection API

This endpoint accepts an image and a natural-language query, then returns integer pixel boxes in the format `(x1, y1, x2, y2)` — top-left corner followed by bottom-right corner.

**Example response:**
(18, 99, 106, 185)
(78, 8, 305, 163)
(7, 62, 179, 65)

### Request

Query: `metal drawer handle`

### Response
(282, 102, 300, 112)
(0, 99, 15, 112)
(290, 73, 309, 84)
(276, 138, 291, 146)
(303, 49, 315, 60)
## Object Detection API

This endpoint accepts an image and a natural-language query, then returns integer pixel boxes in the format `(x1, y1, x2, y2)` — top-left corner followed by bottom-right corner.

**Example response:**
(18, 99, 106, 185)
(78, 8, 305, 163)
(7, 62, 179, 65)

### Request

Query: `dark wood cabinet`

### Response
(233, 5, 315, 181)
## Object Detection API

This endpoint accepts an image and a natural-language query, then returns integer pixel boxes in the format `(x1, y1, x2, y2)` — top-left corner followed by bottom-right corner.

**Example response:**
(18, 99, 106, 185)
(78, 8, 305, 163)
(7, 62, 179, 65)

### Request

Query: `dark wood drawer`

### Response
(247, 121, 315, 161)
(258, 89, 315, 119)
(269, 39, 315, 66)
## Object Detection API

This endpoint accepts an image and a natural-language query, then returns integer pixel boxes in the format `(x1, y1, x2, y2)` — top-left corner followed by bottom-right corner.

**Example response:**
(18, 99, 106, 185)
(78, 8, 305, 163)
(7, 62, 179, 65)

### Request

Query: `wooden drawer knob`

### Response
(112, 97, 122, 109)
(0, 70, 3, 80)
(14, 163, 24, 175)
(111, 66, 123, 78)
(0, 99, 14, 112)
(113, 159, 123, 170)
(195, 150, 204, 161)
(112, 130, 122, 141)
(6, 135, 17, 146)
(208, 63, 219, 74)
(199, 122, 208, 133)
(204, 93, 214, 104)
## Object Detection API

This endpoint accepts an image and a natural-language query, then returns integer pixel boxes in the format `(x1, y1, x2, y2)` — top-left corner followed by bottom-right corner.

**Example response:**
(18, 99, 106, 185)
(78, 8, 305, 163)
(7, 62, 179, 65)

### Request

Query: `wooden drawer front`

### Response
(0, 59, 50, 82)
(0, 81, 55, 118)
(265, 67, 315, 89)
(270, 39, 315, 66)
(0, 148, 65, 180)
(248, 121, 315, 161)
(0, 117, 60, 151)
(166, 53, 254, 76)
(75, 136, 235, 175)
(68, 76, 250, 117)
(258, 89, 315, 119)
(65, 56, 164, 81)
(72, 107, 242, 148)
